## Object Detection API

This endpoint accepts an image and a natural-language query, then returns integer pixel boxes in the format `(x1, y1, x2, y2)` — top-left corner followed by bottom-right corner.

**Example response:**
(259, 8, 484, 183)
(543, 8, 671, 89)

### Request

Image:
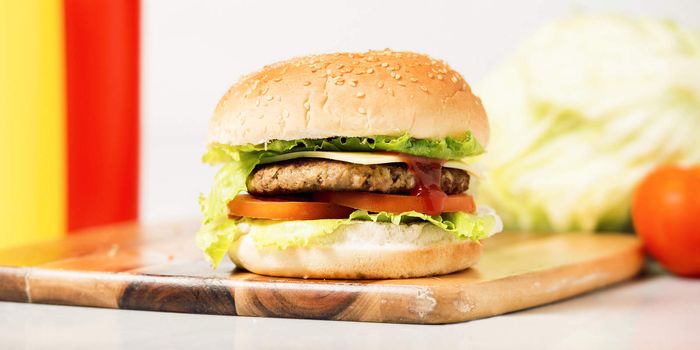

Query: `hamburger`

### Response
(196, 49, 502, 279)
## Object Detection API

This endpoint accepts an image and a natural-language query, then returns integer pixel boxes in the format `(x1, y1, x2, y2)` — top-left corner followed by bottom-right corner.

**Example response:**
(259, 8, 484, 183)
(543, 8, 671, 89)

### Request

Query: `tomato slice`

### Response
(314, 192, 476, 215)
(228, 194, 354, 220)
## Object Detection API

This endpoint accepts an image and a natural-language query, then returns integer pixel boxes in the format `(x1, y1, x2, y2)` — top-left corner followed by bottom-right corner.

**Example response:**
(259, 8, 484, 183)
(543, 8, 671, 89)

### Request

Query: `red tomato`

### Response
(632, 166, 700, 277)
(228, 194, 354, 220)
(314, 192, 476, 215)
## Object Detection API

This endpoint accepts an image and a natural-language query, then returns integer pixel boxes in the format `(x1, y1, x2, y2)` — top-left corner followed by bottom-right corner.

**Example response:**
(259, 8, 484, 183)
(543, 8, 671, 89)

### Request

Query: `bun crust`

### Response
(209, 50, 489, 147)
(228, 221, 482, 279)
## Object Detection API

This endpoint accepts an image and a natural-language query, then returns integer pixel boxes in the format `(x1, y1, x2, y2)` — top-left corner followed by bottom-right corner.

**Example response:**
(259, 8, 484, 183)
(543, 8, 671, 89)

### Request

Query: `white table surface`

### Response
(1, 270, 698, 350)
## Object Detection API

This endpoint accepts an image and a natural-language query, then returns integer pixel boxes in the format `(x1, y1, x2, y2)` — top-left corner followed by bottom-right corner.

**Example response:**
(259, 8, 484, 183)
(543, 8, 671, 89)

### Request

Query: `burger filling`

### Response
(197, 133, 502, 267)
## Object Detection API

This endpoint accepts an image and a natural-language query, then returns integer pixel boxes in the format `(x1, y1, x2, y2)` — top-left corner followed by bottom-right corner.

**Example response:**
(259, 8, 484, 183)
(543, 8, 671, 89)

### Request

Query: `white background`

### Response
(140, 0, 700, 223)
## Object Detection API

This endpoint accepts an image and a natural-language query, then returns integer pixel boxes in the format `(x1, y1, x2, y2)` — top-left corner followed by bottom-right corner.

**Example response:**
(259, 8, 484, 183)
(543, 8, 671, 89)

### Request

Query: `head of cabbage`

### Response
(477, 15, 700, 232)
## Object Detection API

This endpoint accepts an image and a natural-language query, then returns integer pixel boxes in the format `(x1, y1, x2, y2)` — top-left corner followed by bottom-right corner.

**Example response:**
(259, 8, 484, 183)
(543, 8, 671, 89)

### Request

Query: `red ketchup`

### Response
(399, 154, 447, 216)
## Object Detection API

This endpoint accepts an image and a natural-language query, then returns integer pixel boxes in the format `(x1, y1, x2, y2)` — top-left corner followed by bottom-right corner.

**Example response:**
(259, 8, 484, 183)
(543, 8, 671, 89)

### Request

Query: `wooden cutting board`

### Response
(0, 221, 643, 324)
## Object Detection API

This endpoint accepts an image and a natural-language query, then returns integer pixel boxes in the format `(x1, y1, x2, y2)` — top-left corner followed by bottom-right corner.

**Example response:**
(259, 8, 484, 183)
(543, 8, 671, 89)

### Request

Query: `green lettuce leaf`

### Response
(208, 132, 483, 162)
(196, 150, 264, 266)
(241, 219, 345, 250)
(195, 216, 241, 267)
(347, 209, 498, 241)
(196, 208, 501, 267)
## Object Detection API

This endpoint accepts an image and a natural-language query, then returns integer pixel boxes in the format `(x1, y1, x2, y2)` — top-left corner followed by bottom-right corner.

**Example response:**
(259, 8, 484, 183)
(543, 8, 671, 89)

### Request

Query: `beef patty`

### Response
(247, 159, 470, 196)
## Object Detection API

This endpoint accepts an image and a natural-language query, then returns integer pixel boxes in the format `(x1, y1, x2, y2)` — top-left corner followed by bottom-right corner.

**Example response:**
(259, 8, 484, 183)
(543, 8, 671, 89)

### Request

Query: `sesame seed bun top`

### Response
(208, 49, 489, 147)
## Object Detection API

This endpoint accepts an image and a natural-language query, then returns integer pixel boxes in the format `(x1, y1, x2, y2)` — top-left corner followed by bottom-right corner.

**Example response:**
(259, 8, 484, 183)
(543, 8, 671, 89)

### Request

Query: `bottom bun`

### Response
(228, 221, 482, 279)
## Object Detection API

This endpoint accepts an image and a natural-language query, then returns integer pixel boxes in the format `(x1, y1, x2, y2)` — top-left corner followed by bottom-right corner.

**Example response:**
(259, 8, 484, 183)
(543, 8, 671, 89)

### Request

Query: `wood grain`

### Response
(0, 221, 644, 324)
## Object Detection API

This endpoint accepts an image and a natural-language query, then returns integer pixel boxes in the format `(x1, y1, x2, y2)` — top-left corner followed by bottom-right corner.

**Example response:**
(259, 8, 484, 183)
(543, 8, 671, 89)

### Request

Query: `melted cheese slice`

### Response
(259, 151, 478, 174)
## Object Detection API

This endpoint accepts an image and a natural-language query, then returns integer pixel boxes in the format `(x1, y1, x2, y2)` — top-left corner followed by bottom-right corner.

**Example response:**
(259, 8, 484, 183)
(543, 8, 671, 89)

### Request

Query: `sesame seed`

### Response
(334, 78, 345, 85)
(283, 109, 290, 117)
(377, 81, 384, 88)
(410, 77, 418, 83)
(265, 95, 273, 101)
(303, 101, 310, 110)
(256, 98, 260, 106)
(420, 85, 428, 92)
(381, 62, 389, 68)
(387, 87, 394, 96)
(358, 107, 366, 114)
(437, 74, 444, 80)
(303, 81, 311, 86)
(261, 86, 269, 94)
(451, 76, 459, 83)
(350, 80, 358, 87)
(394, 73, 401, 80)
(273, 77, 282, 82)
(337, 64, 345, 69)
(428, 73, 434, 78)
(366, 68, 374, 74)
(356, 91, 365, 98)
